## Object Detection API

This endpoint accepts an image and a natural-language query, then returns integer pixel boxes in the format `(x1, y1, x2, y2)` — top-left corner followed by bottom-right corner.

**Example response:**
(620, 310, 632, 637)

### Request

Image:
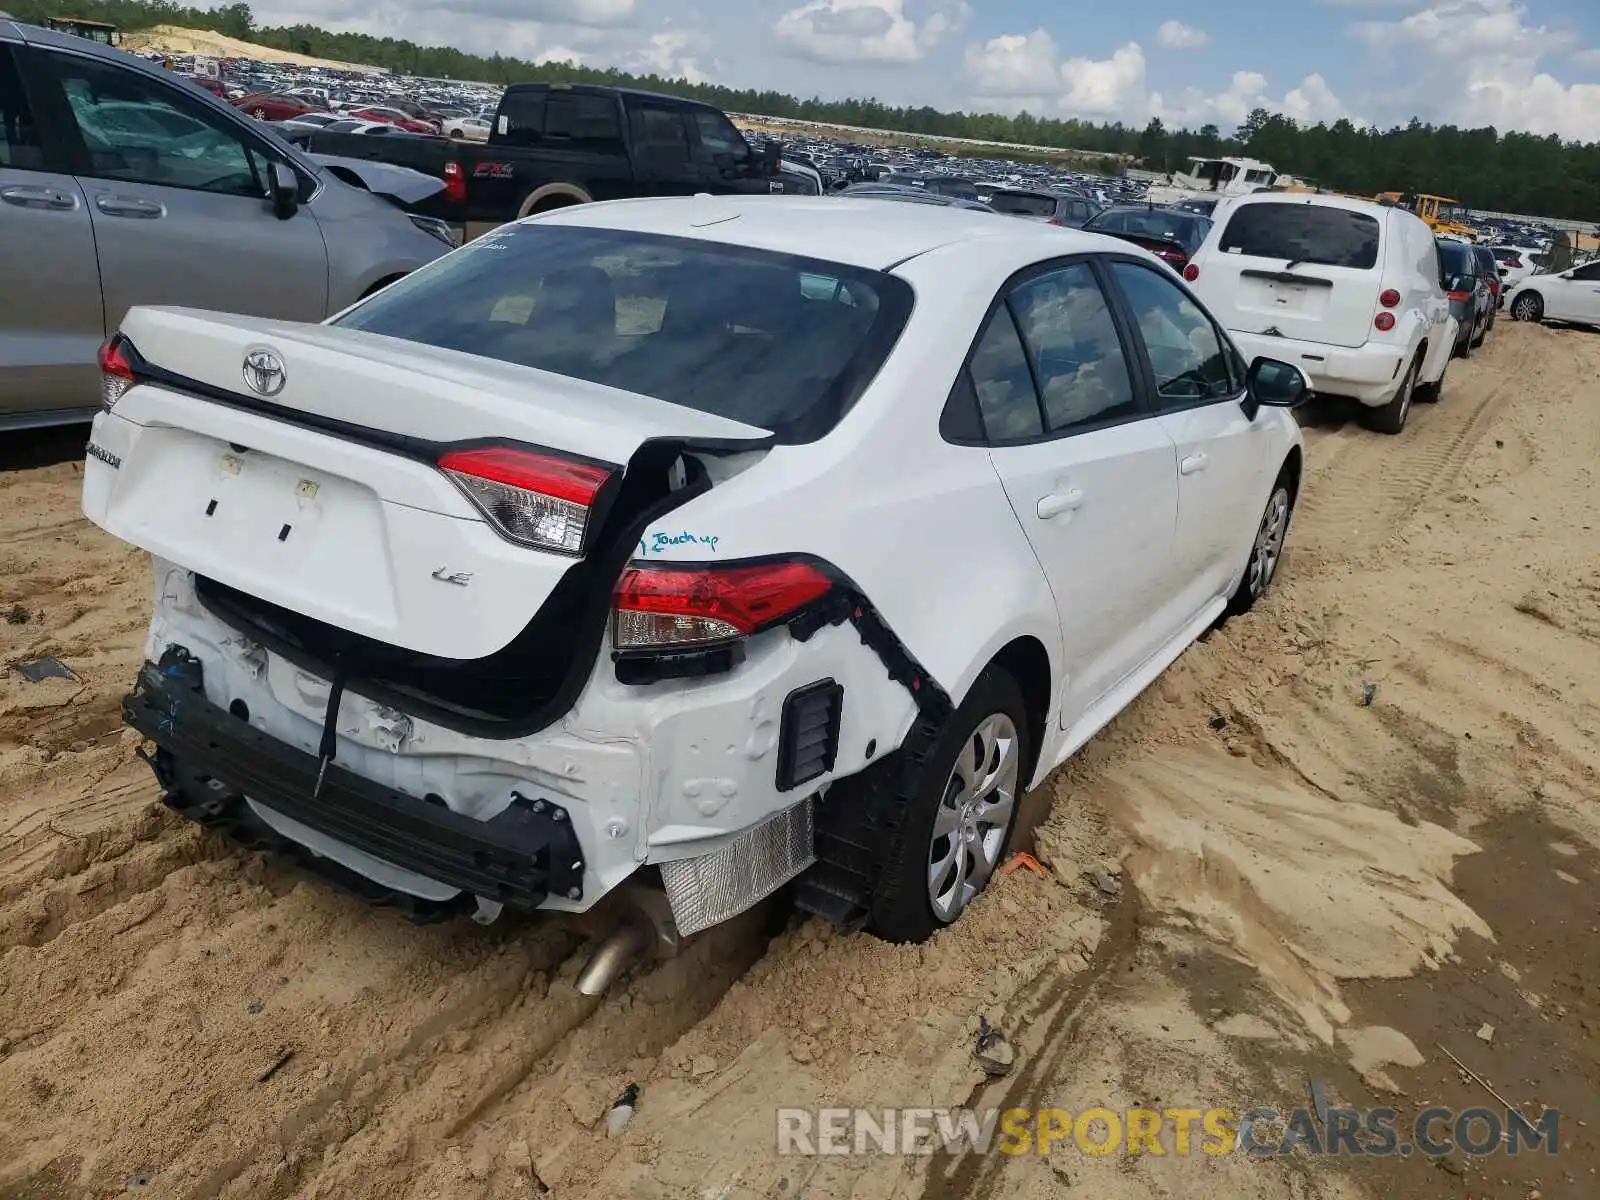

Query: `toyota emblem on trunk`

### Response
(242, 349, 286, 397)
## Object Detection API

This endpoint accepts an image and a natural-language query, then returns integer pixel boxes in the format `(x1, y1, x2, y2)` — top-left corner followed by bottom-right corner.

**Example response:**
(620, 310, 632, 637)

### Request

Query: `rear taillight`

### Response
(1379, 288, 1401, 308)
(1447, 290, 1470, 303)
(442, 160, 466, 205)
(612, 560, 833, 650)
(1156, 248, 1185, 263)
(437, 445, 615, 555)
(98, 335, 135, 410)
(1182, 263, 1199, 282)
(1374, 312, 1396, 332)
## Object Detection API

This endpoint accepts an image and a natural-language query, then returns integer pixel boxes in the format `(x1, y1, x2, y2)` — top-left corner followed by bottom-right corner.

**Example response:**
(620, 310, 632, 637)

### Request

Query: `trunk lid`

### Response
(90, 306, 768, 662)
(1197, 203, 1388, 350)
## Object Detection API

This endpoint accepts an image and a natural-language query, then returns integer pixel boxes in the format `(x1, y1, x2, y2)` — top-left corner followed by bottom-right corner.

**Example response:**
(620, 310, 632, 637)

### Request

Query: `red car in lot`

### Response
(233, 91, 318, 121)
(347, 106, 439, 134)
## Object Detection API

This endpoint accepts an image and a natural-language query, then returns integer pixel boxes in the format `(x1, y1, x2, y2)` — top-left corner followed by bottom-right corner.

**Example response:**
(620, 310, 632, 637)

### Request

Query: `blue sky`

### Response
(253, 0, 1600, 140)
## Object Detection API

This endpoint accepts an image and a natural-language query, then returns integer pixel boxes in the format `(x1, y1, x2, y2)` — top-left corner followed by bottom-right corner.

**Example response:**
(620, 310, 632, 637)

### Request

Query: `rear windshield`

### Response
(1437, 241, 1474, 276)
(334, 223, 912, 443)
(1218, 203, 1381, 269)
(1086, 208, 1209, 250)
(1492, 247, 1521, 264)
(989, 192, 1055, 217)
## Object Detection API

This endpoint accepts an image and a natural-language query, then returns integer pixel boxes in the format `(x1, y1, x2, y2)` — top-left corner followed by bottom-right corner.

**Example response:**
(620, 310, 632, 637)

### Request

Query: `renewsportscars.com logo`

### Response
(776, 1105, 1560, 1159)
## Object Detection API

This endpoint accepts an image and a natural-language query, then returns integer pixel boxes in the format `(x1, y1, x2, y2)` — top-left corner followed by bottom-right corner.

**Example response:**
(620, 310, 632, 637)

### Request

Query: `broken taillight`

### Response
(437, 445, 616, 555)
(612, 560, 833, 650)
(98, 335, 135, 411)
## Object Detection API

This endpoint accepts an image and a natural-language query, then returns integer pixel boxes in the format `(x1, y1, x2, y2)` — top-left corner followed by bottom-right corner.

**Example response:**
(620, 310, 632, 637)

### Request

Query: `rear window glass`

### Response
(1219, 203, 1380, 269)
(989, 192, 1056, 217)
(335, 224, 912, 443)
(1086, 208, 1209, 250)
(1437, 241, 1473, 276)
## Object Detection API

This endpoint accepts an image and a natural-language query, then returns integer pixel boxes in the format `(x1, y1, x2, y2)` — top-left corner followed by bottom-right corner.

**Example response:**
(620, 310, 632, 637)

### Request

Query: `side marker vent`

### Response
(776, 679, 843, 793)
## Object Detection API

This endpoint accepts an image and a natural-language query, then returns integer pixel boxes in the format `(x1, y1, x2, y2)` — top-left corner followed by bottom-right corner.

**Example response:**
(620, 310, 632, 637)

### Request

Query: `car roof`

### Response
(1228, 192, 1395, 219)
(528, 195, 1095, 270)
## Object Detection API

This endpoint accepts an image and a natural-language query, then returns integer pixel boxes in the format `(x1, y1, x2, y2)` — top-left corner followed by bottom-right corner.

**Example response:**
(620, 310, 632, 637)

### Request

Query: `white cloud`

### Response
(623, 29, 712, 82)
(772, 0, 965, 65)
(962, 32, 1148, 117)
(961, 32, 1354, 130)
(1155, 19, 1209, 50)
(1573, 47, 1600, 69)
(1349, 0, 1600, 139)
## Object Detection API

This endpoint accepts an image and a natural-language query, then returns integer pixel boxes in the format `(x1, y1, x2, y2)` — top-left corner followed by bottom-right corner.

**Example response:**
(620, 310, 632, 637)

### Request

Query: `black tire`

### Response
(1365, 354, 1419, 435)
(861, 667, 1032, 943)
(1227, 470, 1294, 616)
(1512, 292, 1544, 323)
(1471, 312, 1487, 348)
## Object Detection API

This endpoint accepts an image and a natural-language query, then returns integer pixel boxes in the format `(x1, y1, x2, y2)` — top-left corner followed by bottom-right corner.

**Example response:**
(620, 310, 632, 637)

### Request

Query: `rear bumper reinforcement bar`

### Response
(123, 646, 585, 913)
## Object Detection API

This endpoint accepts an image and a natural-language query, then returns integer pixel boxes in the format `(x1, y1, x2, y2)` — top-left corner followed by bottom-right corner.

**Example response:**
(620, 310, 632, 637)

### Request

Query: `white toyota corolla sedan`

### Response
(82, 196, 1307, 961)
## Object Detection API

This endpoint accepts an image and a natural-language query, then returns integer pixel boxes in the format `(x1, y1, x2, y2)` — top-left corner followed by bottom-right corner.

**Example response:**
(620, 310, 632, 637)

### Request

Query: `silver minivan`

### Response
(0, 18, 451, 429)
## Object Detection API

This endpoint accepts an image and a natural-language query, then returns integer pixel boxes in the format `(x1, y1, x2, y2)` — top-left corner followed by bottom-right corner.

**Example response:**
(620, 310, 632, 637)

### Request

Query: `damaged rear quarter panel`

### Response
(632, 244, 1068, 779)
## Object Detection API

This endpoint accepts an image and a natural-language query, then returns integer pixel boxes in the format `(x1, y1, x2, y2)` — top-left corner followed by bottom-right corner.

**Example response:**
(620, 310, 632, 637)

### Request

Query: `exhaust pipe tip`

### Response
(575, 920, 652, 996)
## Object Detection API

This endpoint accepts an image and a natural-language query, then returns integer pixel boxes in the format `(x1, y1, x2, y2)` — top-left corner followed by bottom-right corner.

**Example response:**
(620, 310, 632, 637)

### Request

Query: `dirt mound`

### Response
(2, 323, 1597, 1198)
(122, 25, 382, 73)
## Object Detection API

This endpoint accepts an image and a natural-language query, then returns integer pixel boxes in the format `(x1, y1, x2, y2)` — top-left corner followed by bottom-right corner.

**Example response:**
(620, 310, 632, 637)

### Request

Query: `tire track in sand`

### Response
(1292, 325, 1542, 559)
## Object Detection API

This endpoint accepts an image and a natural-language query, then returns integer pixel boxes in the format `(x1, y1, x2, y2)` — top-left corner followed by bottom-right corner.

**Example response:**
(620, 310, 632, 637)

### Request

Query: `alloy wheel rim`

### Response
(1515, 296, 1537, 320)
(1249, 487, 1291, 596)
(928, 713, 1020, 923)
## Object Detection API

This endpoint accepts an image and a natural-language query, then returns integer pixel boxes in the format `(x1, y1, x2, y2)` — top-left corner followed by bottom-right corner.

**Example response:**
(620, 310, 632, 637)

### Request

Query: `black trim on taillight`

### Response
(776, 679, 844, 792)
(613, 640, 746, 685)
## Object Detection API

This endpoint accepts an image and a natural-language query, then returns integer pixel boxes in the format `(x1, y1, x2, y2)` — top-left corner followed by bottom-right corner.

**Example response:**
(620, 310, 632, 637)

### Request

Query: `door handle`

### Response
(1180, 452, 1210, 476)
(1036, 487, 1084, 520)
(95, 195, 165, 218)
(0, 184, 78, 210)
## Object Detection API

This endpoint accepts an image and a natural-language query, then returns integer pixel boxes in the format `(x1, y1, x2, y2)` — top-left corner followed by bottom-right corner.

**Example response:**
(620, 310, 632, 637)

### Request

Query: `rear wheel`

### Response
(1512, 292, 1543, 323)
(862, 667, 1031, 943)
(1366, 354, 1418, 435)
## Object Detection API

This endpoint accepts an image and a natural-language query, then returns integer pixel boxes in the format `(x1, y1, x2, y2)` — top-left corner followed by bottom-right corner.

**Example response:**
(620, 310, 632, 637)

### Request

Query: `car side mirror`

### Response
(1247, 356, 1311, 409)
(268, 160, 299, 219)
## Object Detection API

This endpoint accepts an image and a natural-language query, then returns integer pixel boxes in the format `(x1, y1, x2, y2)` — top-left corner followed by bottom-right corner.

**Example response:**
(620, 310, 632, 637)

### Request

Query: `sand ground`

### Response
(1, 321, 1597, 1199)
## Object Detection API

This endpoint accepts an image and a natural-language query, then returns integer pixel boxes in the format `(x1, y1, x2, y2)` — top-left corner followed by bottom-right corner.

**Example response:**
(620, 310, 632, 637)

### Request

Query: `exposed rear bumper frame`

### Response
(123, 647, 586, 913)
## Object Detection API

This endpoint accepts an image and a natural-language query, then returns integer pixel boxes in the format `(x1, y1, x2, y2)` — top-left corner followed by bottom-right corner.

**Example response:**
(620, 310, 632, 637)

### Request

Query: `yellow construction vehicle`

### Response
(1375, 192, 1476, 240)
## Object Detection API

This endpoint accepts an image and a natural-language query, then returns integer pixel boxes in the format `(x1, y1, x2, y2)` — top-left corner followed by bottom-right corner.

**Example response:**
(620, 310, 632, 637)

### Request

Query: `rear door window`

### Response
(989, 192, 1054, 217)
(498, 91, 545, 145)
(967, 307, 1043, 442)
(1219, 202, 1381, 269)
(1008, 262, 1140, 434)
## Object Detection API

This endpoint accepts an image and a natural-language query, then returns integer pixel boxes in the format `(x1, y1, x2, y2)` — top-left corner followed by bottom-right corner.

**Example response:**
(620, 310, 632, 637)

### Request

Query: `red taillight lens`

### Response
(1373, 312, 1396, 332)
(1379, 288, 1401, 308)
(1182, 263, 1200, 282)
(438, 446, 615, 555)
(612, 561, 833, 649)
(98, 335, 135, 410)
(1157, 248, 1185, 263)
(442, 160, 466, 205)
(1447, 290, 1470, 303)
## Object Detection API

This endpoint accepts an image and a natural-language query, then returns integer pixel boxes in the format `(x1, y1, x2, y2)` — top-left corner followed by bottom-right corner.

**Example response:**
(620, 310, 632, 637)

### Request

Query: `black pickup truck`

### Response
(306, 82, 781, 228)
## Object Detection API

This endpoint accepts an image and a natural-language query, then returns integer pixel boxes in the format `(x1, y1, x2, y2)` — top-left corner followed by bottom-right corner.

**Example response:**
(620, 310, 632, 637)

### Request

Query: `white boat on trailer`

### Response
(1146, 156, 1284, 206)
